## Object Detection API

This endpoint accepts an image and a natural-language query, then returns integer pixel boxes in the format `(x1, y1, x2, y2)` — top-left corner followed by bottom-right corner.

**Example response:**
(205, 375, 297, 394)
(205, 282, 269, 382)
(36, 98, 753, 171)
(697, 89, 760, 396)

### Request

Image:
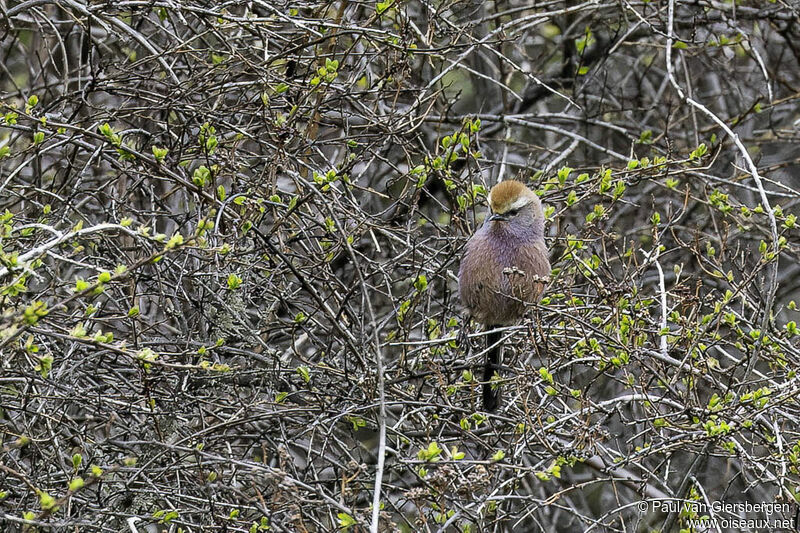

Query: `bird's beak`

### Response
(488, 213, 508, 222)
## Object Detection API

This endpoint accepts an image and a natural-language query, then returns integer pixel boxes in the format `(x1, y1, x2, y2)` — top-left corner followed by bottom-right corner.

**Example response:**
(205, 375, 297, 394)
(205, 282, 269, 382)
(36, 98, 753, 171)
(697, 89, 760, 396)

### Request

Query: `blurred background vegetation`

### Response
(2, 0, 800, 531)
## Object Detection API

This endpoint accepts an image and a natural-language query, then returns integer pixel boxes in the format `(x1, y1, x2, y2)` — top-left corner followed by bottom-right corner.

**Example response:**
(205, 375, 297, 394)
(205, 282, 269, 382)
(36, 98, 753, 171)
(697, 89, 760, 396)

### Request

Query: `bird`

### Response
(458, 180, 551, 411)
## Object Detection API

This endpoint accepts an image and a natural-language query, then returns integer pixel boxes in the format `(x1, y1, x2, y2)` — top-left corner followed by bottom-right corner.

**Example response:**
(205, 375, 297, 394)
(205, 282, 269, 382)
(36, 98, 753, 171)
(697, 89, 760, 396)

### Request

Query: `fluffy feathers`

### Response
(458, 180, 551, 411)
(487, 181, 540, 215)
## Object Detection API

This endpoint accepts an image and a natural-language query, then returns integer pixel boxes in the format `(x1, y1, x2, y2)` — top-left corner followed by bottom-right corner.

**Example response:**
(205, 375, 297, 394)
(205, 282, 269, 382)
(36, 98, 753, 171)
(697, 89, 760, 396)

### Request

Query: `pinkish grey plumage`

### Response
(458, 183, 550, 325)
(458, 180, 550, 411)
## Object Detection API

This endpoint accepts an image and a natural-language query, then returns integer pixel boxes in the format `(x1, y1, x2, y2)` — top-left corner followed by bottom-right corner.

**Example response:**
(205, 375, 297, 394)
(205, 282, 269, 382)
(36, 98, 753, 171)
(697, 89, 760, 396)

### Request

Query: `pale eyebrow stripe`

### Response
(507, 196, 532, 211)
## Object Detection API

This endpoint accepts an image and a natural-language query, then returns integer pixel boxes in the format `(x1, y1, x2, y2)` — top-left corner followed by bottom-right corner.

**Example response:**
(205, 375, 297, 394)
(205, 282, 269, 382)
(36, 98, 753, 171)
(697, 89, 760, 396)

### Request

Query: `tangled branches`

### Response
(2, 0, 800, 531)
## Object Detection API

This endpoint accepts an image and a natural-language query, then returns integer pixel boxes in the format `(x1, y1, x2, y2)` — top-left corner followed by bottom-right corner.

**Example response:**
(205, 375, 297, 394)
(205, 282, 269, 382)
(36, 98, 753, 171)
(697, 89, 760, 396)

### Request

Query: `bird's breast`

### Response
(459, 228, 550, 325)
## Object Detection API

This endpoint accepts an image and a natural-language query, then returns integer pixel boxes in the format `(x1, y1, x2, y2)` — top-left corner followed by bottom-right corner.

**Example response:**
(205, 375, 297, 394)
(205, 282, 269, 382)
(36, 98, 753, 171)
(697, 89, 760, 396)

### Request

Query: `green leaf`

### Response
(98, 123, 121, 145)
(192, 165, 211, 187)
(152, 146, 168, 162)
(575, 27, 595, 53)
(613, 180, 626, 199)
(690, 143, 708, 160)
(227, 273, 243, 290)
(165, 233, 184, 250)
(296, 365, 310, 383)
(38, 490, 57, 511)
(338, 512, 356, 528)
(417, 441, 443, 462)
(376, 0, 392, 14)
(556, 166, 572, 185)
(35, 354, 53, 378)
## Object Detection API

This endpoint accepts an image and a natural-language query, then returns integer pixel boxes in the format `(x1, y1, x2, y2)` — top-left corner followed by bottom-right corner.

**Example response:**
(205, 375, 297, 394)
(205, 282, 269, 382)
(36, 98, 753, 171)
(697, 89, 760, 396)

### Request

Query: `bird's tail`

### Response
(483, 329, 502, 411)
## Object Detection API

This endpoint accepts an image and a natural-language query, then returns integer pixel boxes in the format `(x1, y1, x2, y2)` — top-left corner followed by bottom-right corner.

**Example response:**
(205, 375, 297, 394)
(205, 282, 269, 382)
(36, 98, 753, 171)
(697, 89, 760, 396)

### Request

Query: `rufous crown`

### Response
(487, 181, 540, 214)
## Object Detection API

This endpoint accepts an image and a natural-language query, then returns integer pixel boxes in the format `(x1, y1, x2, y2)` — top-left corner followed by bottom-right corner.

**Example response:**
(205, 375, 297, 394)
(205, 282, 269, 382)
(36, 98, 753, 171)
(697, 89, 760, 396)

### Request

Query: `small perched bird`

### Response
(458, 180, 551, 411)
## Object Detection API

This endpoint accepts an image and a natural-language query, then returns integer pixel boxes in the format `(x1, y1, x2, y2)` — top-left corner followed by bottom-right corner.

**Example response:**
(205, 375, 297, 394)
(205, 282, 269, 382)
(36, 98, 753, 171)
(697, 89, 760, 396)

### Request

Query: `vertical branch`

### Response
(666, 0, 780, 385)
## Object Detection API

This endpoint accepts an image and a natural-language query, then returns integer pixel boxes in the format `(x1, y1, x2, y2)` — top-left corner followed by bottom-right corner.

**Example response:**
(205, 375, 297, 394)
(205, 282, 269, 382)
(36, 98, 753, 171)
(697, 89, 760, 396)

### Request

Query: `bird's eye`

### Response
(506, 209, 519, 217)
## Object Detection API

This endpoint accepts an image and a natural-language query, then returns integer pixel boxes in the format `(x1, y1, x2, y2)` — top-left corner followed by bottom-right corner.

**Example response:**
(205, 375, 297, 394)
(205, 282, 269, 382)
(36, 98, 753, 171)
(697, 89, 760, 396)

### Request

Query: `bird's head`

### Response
(485, 181, 543, 225)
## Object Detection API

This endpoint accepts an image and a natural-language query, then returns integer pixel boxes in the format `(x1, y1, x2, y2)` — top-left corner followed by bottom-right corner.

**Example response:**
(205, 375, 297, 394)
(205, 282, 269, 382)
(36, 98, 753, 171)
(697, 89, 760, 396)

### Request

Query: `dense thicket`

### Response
(2, 1, 800, 531)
